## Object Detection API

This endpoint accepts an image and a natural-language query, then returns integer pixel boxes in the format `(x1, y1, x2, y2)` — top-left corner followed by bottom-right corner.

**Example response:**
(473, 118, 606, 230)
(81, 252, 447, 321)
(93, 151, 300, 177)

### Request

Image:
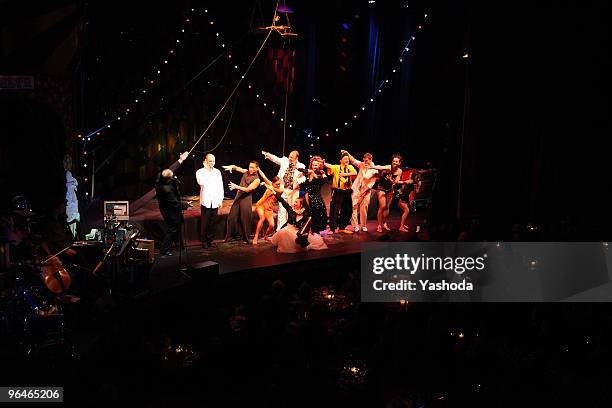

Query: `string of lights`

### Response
(78, 5, 249, 195)
(78, 5, 429, 178)
(145, 5, 432, 155)
(238, 13, 431, 153)
(80, 4, 283, 196)
(189, 7, 431, 156)
(77, 6, 231, 146)
(321, 14, 429, 138)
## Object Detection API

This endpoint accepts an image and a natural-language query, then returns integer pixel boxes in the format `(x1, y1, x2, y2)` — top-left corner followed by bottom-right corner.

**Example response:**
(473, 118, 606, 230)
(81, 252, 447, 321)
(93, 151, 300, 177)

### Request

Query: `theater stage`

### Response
(129, 183, 375, 246)
(142, 213, 429, 301)
(84, 192, 428, 296)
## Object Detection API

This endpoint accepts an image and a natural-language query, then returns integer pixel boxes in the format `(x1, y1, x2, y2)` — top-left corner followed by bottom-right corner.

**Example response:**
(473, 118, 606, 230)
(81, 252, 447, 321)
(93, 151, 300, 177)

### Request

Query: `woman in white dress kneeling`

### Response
(268, 185, 327, 253)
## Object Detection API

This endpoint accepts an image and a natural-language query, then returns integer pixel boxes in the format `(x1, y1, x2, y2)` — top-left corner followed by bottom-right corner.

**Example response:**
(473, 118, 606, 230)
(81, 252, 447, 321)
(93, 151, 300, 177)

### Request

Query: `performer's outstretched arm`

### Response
(257, 167, 273, 184)
(341, 149, 360, 167)
(261, 150, 282, 165)
(222, 164, 247, 174)
(229, 178, 261, 193)
(132, 152, 188, 213)
(271, 188, 295, 217)
(369, 164, 391, 171)
(258, 168, 283, 193)
(168, 151, 189, 172)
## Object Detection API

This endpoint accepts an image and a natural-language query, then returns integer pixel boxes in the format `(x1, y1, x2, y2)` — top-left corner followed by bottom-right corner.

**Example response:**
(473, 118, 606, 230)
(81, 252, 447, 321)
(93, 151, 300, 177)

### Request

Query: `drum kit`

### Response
(0, 197, 143, 358)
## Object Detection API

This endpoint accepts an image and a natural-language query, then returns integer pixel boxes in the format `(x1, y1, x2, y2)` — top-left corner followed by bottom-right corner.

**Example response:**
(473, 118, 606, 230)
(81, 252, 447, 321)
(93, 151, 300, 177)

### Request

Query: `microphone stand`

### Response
(174, 178, 191, 276)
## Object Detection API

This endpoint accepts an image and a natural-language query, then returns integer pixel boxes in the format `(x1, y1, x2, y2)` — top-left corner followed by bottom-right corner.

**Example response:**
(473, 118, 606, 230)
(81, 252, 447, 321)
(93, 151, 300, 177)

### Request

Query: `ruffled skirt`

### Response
(270, 225, 328, 253)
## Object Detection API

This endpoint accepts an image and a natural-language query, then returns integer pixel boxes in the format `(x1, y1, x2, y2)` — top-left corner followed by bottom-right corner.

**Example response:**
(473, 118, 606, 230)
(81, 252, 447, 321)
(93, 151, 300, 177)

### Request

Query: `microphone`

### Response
(312, 98, 326, 108)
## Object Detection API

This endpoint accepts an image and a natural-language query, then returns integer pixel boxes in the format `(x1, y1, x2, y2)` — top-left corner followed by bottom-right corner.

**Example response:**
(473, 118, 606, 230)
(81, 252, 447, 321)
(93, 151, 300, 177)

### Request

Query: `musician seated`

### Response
(39, 198, 94, 297)
(40, 198, 77, 257)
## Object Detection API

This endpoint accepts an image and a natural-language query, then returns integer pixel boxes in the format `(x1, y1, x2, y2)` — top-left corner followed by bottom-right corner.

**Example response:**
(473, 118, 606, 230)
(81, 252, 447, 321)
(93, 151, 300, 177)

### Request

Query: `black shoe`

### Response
(161, 251, 173, 257)
(201, 242, 209, 249)
(207, 242, 216, 248)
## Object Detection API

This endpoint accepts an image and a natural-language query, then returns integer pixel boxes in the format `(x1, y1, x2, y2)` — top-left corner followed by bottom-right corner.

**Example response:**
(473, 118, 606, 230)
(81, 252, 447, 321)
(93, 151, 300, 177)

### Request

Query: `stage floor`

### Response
(151, 214, 428, 277)
(84, 195, 429, 297)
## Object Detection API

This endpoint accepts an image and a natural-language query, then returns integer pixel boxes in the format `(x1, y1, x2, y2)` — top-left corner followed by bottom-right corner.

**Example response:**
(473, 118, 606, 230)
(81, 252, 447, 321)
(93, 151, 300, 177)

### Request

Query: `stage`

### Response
(111, 182, 378, 246)
(142, 213, 428, 298)
(81, 185, 429, 300)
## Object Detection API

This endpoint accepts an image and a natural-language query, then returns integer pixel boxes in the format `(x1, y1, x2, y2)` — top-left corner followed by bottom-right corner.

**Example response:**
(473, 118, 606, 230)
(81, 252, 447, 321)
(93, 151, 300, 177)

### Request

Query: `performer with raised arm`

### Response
(151, 151, 189, 256)
(252, 168, 283, 245)
(261, 149, 306, 231)
(341, 149, 378, 232)
(222, 161, 261, 243)
(196, 153, 224, 249)
(369, 154, 406, 233)
(155, 168, 183, 256)
(131, 151, 189, 214)
(300, 156, 328, 234)
(324, 152, 357, 233)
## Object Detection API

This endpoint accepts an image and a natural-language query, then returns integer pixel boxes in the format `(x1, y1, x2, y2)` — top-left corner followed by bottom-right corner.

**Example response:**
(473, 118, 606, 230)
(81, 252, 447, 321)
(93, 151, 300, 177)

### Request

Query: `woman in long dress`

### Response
(301, 156, 328, 234)
(269, 186, 327, 253)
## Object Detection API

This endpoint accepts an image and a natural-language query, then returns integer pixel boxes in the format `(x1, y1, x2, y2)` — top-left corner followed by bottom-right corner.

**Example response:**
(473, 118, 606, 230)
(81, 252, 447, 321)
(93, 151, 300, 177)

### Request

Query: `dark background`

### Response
(1, 2, 612, 405)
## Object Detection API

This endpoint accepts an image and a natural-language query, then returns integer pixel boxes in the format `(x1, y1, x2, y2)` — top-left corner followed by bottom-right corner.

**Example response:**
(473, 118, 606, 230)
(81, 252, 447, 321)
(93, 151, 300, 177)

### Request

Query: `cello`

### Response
(39, 246, 72, 294)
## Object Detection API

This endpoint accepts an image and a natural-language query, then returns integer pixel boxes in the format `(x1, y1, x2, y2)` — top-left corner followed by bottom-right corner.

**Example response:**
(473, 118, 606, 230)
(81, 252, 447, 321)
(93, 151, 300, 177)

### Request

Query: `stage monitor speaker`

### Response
(186, 261, 219, 281)
(135, 239, 155, 263)
(375, 234, 392, 242)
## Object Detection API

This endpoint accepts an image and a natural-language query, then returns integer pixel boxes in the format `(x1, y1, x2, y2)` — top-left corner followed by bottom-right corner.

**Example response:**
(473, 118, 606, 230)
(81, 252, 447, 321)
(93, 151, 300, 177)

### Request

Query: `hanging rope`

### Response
(189, 27, 273, 155)
(207, 94, 239, 152)
(282, 49, 290, 156)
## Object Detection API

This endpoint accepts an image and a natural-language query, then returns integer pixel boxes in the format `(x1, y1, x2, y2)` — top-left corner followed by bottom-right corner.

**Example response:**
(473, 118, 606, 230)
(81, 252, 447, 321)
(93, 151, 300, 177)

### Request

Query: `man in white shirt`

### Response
(262, 149, 306, 231)
(341, 150, 378, 232)
(196, 153, 224, 248)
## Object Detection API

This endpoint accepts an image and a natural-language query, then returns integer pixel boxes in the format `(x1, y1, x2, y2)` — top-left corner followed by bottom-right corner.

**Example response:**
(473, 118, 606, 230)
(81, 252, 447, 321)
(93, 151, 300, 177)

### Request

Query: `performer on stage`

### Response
(155, 169, 183, 256)
(131, 152, 189, 214)
(261, 149, 306, 231)
(301, 156, 328, 234)
(324, 152, 357, 233)
(252, 168, 283, 245)
(63, 154, 80, 238)
(222, 161, 261, 243)
(341, 150, 378, 232)
(392, 173, 415, 232)
(370, 154, 404, 233)
(40, 197, 88, 295)
(196, 153, 224, 249)
(268, 185, 328, 253)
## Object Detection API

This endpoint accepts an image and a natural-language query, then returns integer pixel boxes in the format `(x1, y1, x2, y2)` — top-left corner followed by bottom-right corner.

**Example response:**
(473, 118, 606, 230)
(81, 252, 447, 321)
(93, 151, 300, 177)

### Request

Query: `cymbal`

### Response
(12, 209, 36, 217)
